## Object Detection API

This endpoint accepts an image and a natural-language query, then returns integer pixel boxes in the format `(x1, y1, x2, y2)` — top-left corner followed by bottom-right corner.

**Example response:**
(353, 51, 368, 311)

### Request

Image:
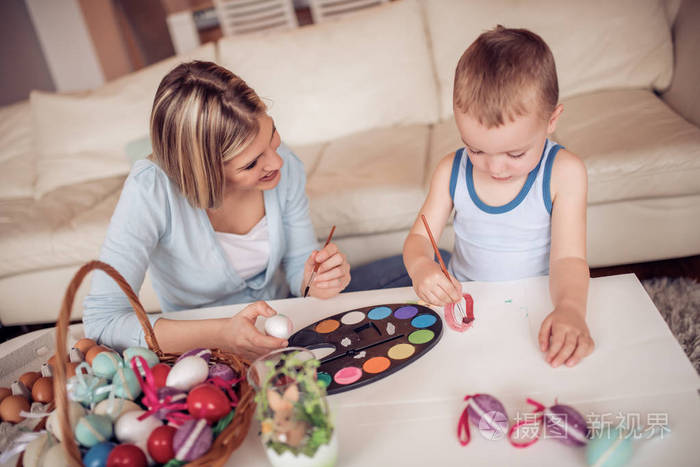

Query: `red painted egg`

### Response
(151, 363, 171, 388)
(147, 425, 176, 463)
(106, 444, 147, 467)
(187, 384, 230, 423)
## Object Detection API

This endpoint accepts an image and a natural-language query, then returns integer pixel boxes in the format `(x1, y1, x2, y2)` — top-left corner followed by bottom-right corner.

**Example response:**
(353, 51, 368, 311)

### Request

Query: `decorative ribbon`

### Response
(66, 361, 115, 408)
(0, 431, 46, 464)
(205, 376, 242, 407)
(507, 398, 546, 448)
(457, 394, 475, 446)
(130, 356, 190, 426)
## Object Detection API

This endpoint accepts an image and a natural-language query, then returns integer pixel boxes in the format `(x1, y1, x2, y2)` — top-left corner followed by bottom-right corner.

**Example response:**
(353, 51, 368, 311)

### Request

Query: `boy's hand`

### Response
(223, 301, 287, 361)
(302, 243, 351, 299)
(538, 307, 594, 368)
(410, 257, 463, 306)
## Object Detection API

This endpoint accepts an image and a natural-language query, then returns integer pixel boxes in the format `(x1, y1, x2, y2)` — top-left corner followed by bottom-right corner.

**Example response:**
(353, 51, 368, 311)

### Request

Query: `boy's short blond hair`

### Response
(150, 61, 266, 209)
(453, 25, 558, 128)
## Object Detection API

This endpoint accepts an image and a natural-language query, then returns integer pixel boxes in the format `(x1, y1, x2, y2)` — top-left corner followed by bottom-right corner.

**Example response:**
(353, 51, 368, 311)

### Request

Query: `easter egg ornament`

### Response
(586, 426, 634, 467)
(83, 441, 116, 467)
(457, 393, 509, 445)
(166, 356, 209, 391)
(208, 362, 236, 381)
(187, 384, 231, 423)
(147, 425, 177, 463)
(544, 403, 590, 446)
(111, 367, 141, 400)
(75, 413, 113, 447)
(91, 352, 124, 380)
(106, 444, 147, 467)
(94, 397, 141, 421)
(114, 410, 163, 445)
(173, 418, 213, 462)
(23, 432, 51, 467)
(265, 314, 294, 339)
(151, 363, 171, 388)
(123, 347, 159, 369)
(47, 401, 86, 442)
(176, 348, 212, 364)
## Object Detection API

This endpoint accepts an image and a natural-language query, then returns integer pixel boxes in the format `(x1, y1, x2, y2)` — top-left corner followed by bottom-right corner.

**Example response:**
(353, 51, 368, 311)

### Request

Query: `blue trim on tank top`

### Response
(542, 144, 563, 214)
(449, 149, 464, 201)
(465, 142, 548, 214)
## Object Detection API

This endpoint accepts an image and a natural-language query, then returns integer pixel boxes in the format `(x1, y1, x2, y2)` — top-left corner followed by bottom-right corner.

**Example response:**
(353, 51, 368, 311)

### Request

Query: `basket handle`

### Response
(53, 260, 164, 465)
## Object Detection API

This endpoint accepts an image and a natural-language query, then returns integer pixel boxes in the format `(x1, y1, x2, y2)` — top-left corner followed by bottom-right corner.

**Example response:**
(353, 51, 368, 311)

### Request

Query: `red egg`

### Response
(187, 384, 230, 423)
(151, 363, 171, 389)
(106, 444, 147, 467)
(148, 425, 176, 463)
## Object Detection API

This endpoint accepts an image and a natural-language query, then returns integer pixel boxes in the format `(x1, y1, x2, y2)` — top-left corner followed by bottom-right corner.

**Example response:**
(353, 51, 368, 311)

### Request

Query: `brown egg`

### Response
(19, 371, 41, 390)
(0, 387, 10, 403)
(85, 345, 109, 365)
(31, 377, 54, 403)
(0, 394, 30, 423)
(73, 337, 97, 354)
(47, 353, 69, 368)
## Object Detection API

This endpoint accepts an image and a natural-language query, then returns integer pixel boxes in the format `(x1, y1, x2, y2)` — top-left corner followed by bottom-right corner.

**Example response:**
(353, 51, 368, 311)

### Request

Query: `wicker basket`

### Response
(50, 260, 255, 466)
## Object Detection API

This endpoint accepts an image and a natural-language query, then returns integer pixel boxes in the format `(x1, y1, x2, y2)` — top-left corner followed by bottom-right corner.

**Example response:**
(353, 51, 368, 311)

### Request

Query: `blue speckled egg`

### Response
(83, 441, 116, 467)
(75, 414, 113, 447)
(586, 427, 633, 467)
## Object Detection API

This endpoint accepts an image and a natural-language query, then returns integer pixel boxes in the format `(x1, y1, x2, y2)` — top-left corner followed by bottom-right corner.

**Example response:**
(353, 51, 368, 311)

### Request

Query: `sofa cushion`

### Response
(306, 124, 430, 238)
(0, 101, 35, 199)
(554, 89, 700, 204)
(423, 0, 674, 121)
(0, 176, 124, 278)
(30, 43, 216, 198)
(217, 0, 439, 147)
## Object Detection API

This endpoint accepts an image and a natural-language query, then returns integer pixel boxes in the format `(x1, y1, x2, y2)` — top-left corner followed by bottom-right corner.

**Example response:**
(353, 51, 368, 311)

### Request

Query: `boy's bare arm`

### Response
(539, 149, 594, 367)
(403, 153, 462, 305)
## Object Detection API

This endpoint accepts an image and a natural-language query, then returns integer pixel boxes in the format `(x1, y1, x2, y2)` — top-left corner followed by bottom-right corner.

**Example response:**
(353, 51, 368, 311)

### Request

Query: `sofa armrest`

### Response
(662, 0, 700, 127)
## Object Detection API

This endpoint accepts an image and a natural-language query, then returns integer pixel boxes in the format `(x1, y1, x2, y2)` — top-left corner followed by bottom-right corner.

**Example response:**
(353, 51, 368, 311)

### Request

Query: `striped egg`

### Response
(544, 404, 590, 446)
(75, 414, 113, 447)
(173, 418, 213, 462)
(466, 394, 509, 440)
(176, 348, 212, 364)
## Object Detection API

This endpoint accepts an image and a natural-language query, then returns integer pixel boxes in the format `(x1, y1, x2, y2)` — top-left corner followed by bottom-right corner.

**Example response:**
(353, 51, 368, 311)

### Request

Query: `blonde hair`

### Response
(453, 25, 558, 128)
(150, 61, 266, 209)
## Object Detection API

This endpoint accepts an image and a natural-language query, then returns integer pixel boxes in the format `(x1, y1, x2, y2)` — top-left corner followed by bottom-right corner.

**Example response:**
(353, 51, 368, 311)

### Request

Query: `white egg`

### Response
(114, 409, 162, 444)
(165, 355, 208, 391)
(264, 314, 293, 339)
(94, 397, 141, 421)
(46, 401, 85, 442)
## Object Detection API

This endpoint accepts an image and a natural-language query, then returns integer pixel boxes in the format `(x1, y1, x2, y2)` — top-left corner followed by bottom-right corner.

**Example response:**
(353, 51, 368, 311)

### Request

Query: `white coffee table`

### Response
(1, 274, 697, 466)
(161, 273, 699, 466)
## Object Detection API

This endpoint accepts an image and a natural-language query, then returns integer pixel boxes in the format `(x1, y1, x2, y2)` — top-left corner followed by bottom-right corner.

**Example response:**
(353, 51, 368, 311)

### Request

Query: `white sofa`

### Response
(1, 0, 699, 326)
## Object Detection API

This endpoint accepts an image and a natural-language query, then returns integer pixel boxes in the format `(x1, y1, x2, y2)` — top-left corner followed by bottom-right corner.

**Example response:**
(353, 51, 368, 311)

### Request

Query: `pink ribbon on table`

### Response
(205, 376, 242, 407)
(507, 398, 546, 448)
(457, 394, 475, 446)
(445, 293, 475, 332)
(130, 356, 190, 425)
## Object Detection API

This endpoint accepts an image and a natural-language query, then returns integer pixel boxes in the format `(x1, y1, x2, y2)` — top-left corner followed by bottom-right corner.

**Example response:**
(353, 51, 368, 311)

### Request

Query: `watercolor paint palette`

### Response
(288, 303, 443, 395)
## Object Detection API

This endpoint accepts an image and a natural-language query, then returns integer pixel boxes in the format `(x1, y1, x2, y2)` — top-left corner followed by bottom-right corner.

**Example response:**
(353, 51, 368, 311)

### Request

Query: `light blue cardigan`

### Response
(83, 144, 319, 350)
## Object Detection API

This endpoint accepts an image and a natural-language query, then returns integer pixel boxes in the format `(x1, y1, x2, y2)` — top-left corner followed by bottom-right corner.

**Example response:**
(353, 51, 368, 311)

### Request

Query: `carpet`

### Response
(642, 277, 700, 373)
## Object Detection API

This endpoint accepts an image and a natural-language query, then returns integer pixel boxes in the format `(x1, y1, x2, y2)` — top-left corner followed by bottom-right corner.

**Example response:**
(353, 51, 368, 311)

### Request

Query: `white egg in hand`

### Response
(264, 314, 293, 339)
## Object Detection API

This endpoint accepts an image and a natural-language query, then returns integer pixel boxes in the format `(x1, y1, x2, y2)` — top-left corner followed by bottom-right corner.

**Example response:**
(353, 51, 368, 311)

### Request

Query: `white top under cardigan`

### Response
(215, 216, 270, 280)
(83, 144, 319, 350)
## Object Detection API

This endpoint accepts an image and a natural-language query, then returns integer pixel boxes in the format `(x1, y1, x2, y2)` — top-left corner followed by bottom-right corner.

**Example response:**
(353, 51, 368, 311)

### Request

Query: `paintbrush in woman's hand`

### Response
(303, 225, 336, 298)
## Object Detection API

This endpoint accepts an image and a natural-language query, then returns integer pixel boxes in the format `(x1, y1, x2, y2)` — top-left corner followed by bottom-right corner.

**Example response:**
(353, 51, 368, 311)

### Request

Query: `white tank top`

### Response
(447, 139, 563, 281)
(215, 216, 270, 280)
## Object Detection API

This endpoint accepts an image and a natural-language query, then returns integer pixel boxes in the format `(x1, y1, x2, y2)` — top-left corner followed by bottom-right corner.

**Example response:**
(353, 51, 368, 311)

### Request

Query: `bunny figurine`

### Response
(267, 383, 309, 447)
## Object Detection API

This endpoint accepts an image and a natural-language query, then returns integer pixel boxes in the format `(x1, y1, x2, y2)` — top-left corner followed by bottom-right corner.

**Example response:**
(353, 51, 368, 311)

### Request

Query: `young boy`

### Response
(403, 26, 594, 368)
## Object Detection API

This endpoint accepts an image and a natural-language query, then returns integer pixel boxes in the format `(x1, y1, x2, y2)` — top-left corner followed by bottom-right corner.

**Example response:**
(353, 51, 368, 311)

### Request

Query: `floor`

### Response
(1, 255, 698, 344)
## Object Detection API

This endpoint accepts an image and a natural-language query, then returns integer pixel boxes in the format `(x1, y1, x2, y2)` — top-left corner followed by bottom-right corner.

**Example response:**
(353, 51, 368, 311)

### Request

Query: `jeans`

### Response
(345, 250, 452, 293)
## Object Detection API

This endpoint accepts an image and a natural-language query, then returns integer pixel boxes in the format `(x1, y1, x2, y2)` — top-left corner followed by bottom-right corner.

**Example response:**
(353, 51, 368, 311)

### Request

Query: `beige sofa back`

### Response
(216, 0, 439, 147)
(423, 0, 677, 121)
